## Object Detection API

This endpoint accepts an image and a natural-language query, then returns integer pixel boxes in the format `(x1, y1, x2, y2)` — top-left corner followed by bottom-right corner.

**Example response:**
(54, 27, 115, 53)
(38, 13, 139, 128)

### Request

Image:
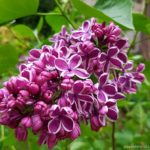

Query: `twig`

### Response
(112, 122, 116, 150)
(55, 0, 76, 29)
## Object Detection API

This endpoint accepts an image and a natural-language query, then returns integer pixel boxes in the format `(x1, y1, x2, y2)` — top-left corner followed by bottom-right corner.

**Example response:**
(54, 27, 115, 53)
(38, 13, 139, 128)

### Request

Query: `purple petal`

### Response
(119, 76, 126, 84)
(106, 99, 116, 107)
(50, 105, 60, 117)
(48, 55, 56, 67)
(21, 70, 35, 81)
(48, 117, 61, 134)
(118, 52, 127, 63)
(124, 61, 133, 70)
(68, 93, 74, 104)
(55, 59, 69, 71)
(69, 54, 82, 69)
(110, 58, 122, 68)
(103, 85, 117, 95)
(72, 31, 83, 39)
(89, 49, 99, 59)
(73, 68, 89, 79)
(98, 90, 108, 102)
(116, 39, 127, 49)
(60, 70, 74, 78)
(112, 93, 125, 99)
(78, 94, 93, 103)
(107, 108, 118, 121)
(30, 49, 41, 58)
(100, 53, 107, 62)
(83, 21, 90, 31)
(99, 73, 108, 86)
(136, 63, 145, 72)
(108, 47, 119, 57)
(99, 116, 106, 126)
(73, 81, 84, 94)
(62, 116, 74, 132)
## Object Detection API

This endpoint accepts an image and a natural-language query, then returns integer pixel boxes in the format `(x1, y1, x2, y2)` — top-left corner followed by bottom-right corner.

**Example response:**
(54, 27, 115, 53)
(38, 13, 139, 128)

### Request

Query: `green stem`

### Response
(112, 122, 116, 150)
(1, 125, 5, 140)
(55, 0, 76, 29)
(37, 12, 61, 16)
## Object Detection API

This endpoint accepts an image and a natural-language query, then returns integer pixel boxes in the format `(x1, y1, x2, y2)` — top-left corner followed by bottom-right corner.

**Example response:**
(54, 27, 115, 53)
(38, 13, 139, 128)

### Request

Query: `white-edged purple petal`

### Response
(118, 52, 127, 63)
(107, 108, 118, 121)
(73, 68, 89, 79)
(107, 47, 119, 57)
(98, 90, 108, 102)
(29, 49, 41, 58)
(48, 117, 61, 134)
(110, 58, 122, 68)
(116, 39, 127, 49)
(100, 53, 107, 62)
(112, 93, 125, 99)
(99, 73, 108, 86)
(136, 63, 145, 72)
(73, 81, 84, 94)
(82, 21, 90, 31)
(69, 54, 82, 69)
(47, 55, 56, 67)
(68, 93, 75, 104)
(106, 99, 116, 107)
(89, 49, 99, 59)
(103, 85, 117, 95)
(60, 70, 74, 78)
(55, 59, 69, 71)
(124, 61, 133, 70)
(72, 31, 83, 39)
(62, 116, 74, 132)
(78, 94, 93, 103)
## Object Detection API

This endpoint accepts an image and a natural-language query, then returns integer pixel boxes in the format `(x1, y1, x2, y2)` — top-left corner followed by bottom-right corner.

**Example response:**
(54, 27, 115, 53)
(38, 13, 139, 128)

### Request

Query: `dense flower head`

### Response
(0, 18, 145, 149)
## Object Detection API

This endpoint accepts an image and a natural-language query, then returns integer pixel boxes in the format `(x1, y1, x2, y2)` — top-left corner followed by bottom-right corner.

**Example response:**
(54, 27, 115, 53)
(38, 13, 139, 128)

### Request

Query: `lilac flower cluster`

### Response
(0, 18, 145, 149)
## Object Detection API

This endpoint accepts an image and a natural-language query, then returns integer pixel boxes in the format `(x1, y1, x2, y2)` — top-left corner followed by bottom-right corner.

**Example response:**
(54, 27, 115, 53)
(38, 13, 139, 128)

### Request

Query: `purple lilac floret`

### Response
(0, 18, 145, 149)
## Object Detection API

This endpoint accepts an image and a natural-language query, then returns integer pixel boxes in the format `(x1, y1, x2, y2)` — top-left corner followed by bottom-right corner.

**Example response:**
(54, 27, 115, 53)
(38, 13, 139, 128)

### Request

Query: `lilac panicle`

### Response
(0, 18, 145, 149)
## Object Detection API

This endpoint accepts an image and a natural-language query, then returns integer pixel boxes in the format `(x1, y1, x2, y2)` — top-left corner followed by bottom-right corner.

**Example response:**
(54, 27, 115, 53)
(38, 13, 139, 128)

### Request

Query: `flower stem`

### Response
(112, 122, 116, 150)
(55, 0, 76, 29)
(1, 125, 5, 140)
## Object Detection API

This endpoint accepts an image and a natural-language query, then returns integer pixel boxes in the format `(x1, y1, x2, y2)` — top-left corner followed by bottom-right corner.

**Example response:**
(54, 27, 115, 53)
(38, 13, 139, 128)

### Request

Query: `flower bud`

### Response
(15, 126, 28, 141)
(61, 78, 74, 90)
(20, 117, 32, 128)
(69, 123, 80, 140)
(28, 83, 39, 95)
(31, 115, 43, 132)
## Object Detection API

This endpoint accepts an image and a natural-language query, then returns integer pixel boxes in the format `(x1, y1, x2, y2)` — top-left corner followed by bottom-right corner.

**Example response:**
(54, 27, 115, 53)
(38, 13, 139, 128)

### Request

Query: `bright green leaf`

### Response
(133, 13, 150, 34)
(12, 24, 36, 39)
(95, 0, 134, 30)
(46, 14, 68, 32)
(0, 45, 18, 73)
(71, 0, 134, 29)
(36, 17, 44, 34)
(0, 0, 39, 24)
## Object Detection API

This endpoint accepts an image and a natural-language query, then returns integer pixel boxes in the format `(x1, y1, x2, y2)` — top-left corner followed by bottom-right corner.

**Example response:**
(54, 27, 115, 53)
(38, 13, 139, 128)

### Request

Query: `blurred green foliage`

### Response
(0, 0, 150, 149)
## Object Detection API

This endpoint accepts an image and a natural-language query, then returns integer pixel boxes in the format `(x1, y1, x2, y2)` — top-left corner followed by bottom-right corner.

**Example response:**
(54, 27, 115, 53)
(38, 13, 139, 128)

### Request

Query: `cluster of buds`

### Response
(0, 18, 145, 149)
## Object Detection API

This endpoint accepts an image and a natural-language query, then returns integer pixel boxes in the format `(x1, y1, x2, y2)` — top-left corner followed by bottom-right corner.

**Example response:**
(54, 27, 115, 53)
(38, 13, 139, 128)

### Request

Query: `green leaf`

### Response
(0, 45, 18, 74)
(133, 13, 150, 34)
(95, 0, 134, 30)
(0, 0, 39, 24)
(46, 14, 68, 32)
(36, 17, 44, 34)
(12, 24, 36, 39)
(71, 0, 134, 29)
